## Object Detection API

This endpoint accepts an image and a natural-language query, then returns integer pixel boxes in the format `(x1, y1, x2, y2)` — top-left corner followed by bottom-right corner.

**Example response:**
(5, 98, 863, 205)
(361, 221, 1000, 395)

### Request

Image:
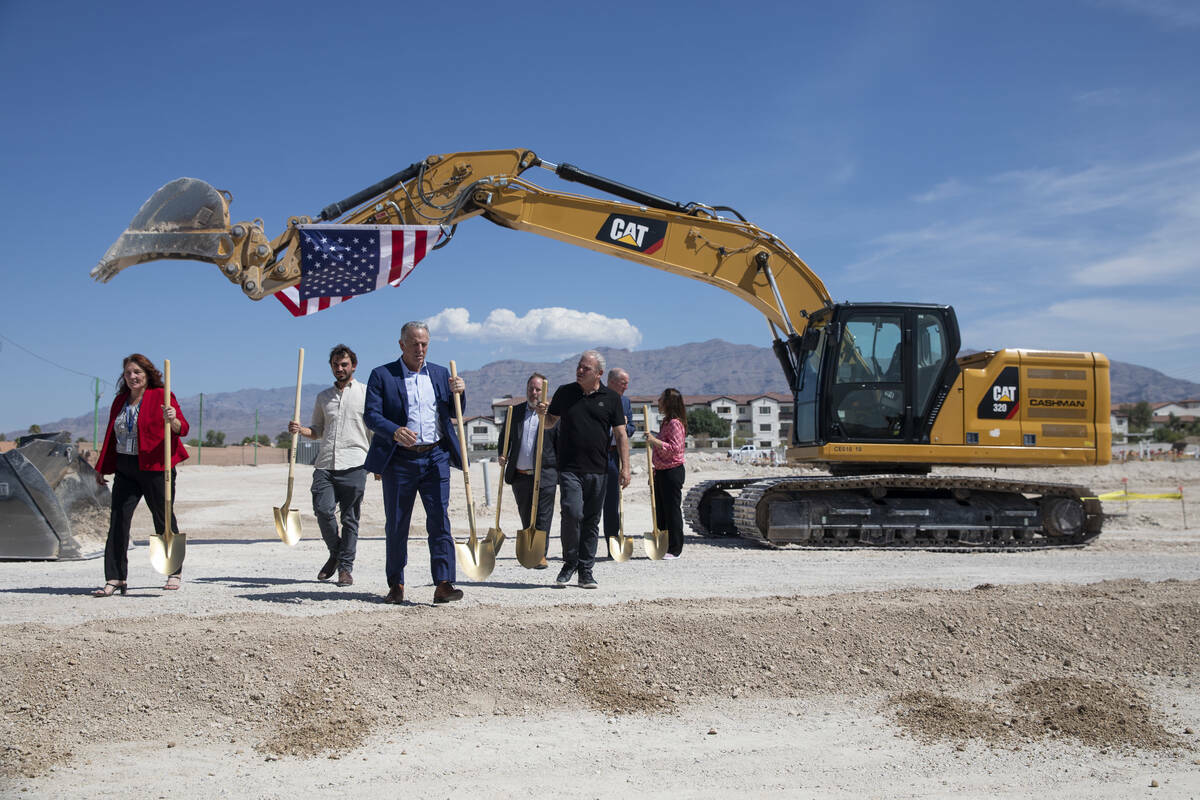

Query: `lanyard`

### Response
(124, 401, 140, 436)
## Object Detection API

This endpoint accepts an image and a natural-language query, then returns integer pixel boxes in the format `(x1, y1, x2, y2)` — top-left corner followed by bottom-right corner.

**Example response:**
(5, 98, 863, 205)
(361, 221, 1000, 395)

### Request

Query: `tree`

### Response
(275, 431, 293, 448)
(29, 424, 41, 434)
(0, 433, 6, 442)
(186, 438, 199, 447)
(687, 407, 730, 439)
(1126, 401, 1153, 432)
(204, 430, 226, 447)
(241, 434, 270, 446)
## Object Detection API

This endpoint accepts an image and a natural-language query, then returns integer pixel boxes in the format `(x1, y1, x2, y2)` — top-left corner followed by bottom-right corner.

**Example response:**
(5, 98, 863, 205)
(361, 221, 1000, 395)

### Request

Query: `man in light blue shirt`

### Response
(364, 322, 467, 605)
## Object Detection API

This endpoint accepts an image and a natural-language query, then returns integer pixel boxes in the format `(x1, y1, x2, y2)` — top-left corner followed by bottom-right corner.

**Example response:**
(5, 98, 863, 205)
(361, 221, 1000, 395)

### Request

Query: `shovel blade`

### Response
(273, 507, 302, 546)
(149, 532, 186, 575)
(643, 529, 669, 561)
(515, 527, 547, 569)
(92, 178, 235, 283)
(485, 526, 506, 556)
(607, 535, 634, 562)
(455, 538, 497, 581)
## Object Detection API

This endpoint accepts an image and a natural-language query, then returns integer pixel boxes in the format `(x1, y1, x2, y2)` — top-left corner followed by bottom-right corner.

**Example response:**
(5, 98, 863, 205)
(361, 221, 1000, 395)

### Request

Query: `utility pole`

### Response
(197, 393, 204, 464)
(92, 377, 101, 450)
(254, 409, 259, 466)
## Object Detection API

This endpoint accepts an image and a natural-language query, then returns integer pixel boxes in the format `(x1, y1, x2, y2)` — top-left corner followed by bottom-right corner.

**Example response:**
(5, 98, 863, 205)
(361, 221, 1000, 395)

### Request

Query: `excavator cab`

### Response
(791, 303, 961, 449)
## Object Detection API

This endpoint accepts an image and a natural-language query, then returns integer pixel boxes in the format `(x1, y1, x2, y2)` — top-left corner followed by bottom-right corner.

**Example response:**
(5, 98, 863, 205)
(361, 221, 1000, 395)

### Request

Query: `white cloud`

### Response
(425, 307, 642, 349)
(1091, 0, 1200, 29)
(1072, 88, 1126, 108)
(962, 297, 1200, 364)
(912, 178, 966, 204)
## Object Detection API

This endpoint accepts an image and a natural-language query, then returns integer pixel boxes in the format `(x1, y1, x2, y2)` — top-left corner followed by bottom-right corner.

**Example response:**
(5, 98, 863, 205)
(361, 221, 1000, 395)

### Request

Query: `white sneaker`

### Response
(663, 553, 678, 560)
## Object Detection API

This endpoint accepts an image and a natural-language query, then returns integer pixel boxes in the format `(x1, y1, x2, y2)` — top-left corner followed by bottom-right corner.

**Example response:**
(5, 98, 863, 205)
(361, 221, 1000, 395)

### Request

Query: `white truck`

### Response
(728, 444, 763, 463)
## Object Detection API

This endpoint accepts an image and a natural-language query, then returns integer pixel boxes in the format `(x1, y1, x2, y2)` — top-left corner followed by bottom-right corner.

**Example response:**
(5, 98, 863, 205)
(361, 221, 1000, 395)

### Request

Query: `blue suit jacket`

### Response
(621, 394, 635, 439)
(363, 359, 465, 473)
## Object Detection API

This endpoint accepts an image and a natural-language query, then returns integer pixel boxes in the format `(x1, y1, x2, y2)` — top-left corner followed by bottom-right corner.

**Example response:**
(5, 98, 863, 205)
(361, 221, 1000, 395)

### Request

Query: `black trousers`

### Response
(104, 453, 180, 581)
(653, 464, 685, 557)
(511, 469, 557, 556)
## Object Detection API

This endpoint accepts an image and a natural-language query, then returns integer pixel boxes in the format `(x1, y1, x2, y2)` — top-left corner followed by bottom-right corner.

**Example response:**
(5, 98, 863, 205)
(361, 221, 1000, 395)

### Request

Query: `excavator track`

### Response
(687, 474, 1102, 551)
(683, 478, 761, 536)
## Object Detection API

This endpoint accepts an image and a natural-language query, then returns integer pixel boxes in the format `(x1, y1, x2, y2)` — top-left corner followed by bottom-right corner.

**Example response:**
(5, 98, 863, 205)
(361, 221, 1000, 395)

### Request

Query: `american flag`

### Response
(275, 224, 442, 316)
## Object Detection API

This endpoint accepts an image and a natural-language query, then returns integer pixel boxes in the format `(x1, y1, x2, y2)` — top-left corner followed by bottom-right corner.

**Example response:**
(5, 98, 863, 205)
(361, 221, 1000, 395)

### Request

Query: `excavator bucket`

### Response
(91, 178, 234, 283)
(0, 434, 111, 560)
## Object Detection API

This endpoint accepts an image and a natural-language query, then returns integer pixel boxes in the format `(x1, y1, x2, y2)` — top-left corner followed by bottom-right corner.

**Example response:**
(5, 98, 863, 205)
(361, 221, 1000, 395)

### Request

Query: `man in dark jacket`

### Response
(363, 321, 466, 605)
(497, 372, 558, 569)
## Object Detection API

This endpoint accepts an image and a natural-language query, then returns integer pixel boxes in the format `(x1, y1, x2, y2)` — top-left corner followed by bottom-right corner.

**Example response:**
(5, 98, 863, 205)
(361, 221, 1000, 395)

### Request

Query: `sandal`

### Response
(92, 580, 126, 597)
(163, 575, 181, 591)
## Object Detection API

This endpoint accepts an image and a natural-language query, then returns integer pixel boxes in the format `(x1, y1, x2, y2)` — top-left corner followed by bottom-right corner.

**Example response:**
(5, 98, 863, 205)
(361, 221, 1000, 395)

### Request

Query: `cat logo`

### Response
(977, 366, 1020, 420)
(596, 213, 667, 254)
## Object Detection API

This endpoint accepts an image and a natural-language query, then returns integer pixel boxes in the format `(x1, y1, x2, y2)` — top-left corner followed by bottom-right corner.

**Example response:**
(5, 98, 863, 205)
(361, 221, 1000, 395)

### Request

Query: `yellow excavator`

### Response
(94, 148, 1109, 550)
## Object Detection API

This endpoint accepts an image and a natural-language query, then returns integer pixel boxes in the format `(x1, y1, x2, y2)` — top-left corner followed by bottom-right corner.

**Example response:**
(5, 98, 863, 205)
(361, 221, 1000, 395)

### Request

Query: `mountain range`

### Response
(10, 340, 1199, 442)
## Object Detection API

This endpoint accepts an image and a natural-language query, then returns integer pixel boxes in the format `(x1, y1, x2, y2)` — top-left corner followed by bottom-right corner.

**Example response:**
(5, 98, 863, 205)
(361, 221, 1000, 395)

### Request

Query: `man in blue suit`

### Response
(364, 321, 466, 605)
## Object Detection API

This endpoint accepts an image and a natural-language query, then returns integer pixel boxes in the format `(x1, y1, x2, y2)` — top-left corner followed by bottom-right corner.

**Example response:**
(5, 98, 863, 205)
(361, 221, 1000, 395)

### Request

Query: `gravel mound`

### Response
(3, 578, 1197, 778)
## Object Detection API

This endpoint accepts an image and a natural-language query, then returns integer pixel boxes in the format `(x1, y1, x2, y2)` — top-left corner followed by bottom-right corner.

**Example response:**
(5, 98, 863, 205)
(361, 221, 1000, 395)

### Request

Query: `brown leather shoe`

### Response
(433, 581, 463, 604)
(384, 584, 404, 604)
(317, 557, 338, 581)
(336, 569, 353, 587)
(535, 556, 549, 569)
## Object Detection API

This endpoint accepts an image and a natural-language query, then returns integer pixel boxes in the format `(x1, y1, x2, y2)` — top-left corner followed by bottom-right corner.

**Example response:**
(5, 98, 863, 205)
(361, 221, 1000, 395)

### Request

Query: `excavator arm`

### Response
(94, 149, 833, 341)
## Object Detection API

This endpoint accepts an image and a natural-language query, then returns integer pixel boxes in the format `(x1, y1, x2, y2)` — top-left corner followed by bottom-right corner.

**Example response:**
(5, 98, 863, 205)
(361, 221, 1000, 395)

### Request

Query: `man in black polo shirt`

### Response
(544, 350, 631, 589)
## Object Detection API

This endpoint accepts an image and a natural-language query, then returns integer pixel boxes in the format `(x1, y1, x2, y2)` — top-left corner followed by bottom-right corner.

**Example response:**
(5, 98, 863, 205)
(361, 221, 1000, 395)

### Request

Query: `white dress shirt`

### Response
(308, 379, 370, 470)
(515, 407, 541, 471)
(401, 361, 439, 445)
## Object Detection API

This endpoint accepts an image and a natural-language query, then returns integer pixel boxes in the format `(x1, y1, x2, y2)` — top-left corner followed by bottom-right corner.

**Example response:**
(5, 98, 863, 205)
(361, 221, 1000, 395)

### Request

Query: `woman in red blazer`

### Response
(92, 354, 190, 595)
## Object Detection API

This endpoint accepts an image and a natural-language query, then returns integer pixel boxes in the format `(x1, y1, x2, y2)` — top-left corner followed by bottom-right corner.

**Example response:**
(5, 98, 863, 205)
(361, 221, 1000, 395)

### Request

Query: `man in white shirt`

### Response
(289, 344, 370, 587)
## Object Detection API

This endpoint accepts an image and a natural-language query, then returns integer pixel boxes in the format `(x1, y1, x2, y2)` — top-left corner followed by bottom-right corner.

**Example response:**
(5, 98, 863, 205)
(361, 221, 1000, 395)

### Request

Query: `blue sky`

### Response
(2, 0, 1198, 432)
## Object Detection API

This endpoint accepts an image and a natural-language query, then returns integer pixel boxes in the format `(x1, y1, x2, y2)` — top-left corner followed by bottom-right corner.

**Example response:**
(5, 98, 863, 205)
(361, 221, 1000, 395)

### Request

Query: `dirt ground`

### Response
(2, 455, 1199, 798)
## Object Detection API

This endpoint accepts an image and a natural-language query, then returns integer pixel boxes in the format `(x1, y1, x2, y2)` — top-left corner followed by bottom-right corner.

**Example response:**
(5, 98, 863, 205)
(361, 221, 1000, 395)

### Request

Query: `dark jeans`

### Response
(511, 469, 557, 557)
(380, 447, 455, 587)
(558, 471, 605, 572)
(104, 453, 180, 581)
(603, 449, 621, 538)
(311, 466, 366, 573)
(653, 464, 686, 556)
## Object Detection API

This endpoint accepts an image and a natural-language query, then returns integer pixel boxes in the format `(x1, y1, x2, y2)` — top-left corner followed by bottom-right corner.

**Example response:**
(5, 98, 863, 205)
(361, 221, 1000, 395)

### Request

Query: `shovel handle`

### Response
(163, 359, 173, 536)
(494, 405, 513, 527)
(449, 361, 476, 536)
(530, 383, 546, 520)
(288, 348, 305, 481)
(644, 404, 657, 524)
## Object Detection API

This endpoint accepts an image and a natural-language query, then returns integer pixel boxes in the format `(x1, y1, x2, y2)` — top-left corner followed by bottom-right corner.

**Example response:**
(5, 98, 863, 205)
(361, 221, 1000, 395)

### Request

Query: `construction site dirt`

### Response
(1, 454, 1198, 798)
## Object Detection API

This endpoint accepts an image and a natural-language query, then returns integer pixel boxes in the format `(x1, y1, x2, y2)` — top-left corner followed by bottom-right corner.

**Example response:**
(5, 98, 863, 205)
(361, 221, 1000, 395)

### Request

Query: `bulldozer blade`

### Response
(0, 435, 111, 560)
(643, 529, 668, 561)
(273, 506, 302, 546)
(149, 531, 186, 576)
(92, 178, 234, 283)
(484, 526, 506, 556)
(455, 534, 497, 581)
(607, 535, 633, 562)
(515, 527, 547, 569)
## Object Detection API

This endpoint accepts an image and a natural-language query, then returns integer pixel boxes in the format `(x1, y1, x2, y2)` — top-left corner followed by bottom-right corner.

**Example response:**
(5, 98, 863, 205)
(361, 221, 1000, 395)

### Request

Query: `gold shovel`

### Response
(515, 384, 548, 569)
(272, 348, 304, 546)
(149, 359, 185, 575)
(607, 487, 634, 562)
(643, 404, 669, 560)
(450, 361, 496, 580)
(485, 405, 513, 556)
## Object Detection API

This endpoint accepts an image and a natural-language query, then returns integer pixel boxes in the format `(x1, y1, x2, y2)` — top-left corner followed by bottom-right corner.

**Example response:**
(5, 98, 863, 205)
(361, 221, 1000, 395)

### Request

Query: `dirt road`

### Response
(1, 458, 1198, 798)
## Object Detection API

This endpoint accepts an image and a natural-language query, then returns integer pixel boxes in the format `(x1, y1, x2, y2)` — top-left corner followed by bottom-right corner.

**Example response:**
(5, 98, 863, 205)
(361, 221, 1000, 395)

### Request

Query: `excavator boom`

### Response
(94, 149, 832, 336)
